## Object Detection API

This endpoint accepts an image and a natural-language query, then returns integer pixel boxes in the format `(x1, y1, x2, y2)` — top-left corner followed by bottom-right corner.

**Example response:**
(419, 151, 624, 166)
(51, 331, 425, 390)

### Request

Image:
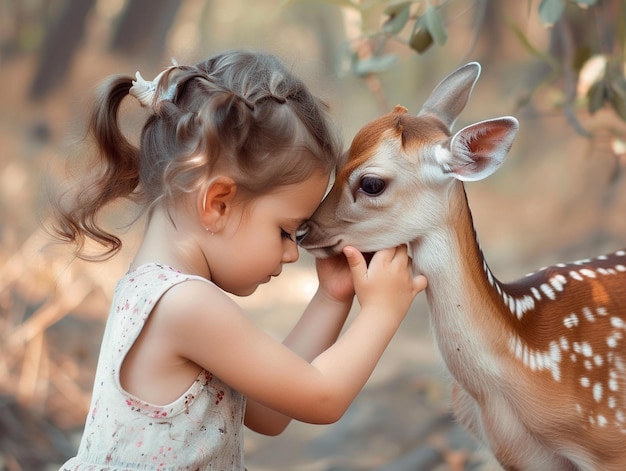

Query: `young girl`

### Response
(53, 49, 427, 470)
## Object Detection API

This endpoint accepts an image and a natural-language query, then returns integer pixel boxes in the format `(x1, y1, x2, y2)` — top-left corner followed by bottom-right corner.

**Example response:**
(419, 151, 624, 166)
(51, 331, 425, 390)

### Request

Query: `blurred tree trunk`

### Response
(475, 0, 507, 61)
(198, 0, 214, 51)
(284, 2, 345, 76)
(28, 0, 96, 102)
(109, 0, 182, 62)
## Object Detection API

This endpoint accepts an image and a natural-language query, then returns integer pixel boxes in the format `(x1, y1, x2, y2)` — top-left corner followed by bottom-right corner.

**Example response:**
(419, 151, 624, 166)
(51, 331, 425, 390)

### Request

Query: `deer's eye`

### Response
(359, 176, 386, 196)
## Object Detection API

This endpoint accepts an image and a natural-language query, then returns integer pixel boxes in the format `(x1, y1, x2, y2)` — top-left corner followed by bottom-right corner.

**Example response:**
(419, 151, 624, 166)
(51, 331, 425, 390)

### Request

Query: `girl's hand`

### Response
(343, 245, 427, 320)
(315, 253, 355, 304)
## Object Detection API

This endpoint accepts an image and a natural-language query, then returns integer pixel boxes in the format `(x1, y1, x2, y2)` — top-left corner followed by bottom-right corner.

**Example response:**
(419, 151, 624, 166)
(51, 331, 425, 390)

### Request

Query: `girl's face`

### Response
(210, 171, 330, 296)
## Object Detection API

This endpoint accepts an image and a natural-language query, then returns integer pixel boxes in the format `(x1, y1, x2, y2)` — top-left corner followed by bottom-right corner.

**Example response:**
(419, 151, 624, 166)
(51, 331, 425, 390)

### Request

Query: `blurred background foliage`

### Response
(0, 1, 625, 470)
(287, 0, 626, 158)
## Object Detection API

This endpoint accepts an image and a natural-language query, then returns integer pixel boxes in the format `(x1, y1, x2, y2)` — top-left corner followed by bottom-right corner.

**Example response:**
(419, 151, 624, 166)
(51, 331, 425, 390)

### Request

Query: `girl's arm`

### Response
(160, 245, 426, 428)
(245, 254, 355, 435)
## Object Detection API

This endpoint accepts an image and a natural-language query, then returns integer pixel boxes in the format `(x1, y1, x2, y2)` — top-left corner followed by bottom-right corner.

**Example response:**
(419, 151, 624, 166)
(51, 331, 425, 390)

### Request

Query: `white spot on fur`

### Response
(512, 295, 535, 320)
(570, 271, 583, 281)
(540, 283, 556, 300)
(608, 371, 619, 392)
(509, 337, 561, 381)
(564, 313, 579, 328)
(486, 267, 494, 285)
(550, 274, 566, 292)
(607, 335, 619, 349)
(582, 307, 595, 322)
(531, 286, 541, 300)
(593, 383, 603, 402)
(580, 268, 596, 278)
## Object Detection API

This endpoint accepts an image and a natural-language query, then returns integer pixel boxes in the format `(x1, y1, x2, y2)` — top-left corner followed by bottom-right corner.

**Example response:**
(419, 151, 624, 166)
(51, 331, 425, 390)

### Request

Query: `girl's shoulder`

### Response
(114, 262, 233, 322)
(123, 262, 211, 284)
(115, 262, 216, 296)
(130, 262, 240, 325)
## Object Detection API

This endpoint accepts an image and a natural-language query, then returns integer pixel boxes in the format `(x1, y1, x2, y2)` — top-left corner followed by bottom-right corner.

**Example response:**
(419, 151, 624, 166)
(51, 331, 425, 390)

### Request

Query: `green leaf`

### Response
(609, 93, 626, 121)
(571, 45, 592, 72)
(352, 54, 399, 76)
(507, 18, 560, 70)
(383, 0, 412, 15)
(538, 0, 565, 25)
(575, 0, 597, 7)
(382, 2, 411, 35)
(587, 79, 606, 115)
(423, 6, 448, 45)
(280, 0, 361, 10)
(609, 75, 626, 121)
(409, 18, 434, 53)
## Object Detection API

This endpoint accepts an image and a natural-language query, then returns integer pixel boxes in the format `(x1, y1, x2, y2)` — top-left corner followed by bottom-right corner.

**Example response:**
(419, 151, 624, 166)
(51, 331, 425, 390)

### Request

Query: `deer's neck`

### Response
(410, 183, 501, 305)
(409, 182, 514, 392)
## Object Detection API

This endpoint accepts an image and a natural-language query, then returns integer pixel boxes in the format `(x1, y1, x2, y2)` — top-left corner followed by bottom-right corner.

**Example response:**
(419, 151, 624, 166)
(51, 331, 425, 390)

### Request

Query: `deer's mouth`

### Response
(302, 241, 375, 266)
(301, 240, 343, 259)
(296, 223, 345, 258)
(363, 252, 375, 265)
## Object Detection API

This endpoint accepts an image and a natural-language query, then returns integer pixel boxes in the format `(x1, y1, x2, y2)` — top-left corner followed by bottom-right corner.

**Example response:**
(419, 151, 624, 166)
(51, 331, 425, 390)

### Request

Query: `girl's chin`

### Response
(234, 283, 263, 297)
(230, 276, 273, 297)
(261, 274, 276, 285)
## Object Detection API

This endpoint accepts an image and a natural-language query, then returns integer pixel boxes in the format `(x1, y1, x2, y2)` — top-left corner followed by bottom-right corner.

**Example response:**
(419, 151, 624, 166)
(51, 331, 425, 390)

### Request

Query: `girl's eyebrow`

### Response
(284, 217, 309, 227)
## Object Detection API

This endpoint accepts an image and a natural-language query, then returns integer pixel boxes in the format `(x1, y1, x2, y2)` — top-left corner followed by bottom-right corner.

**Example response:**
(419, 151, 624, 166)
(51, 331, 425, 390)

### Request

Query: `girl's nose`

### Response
(283, 240, 299, 263)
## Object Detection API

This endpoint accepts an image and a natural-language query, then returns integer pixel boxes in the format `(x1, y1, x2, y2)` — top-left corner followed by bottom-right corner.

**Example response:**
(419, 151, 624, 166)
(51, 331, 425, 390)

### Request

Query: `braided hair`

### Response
(50, 50, 342, 260)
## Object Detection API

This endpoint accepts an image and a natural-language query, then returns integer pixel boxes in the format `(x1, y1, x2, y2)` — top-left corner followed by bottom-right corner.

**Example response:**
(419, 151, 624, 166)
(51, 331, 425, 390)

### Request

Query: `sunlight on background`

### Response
(96, 0, 126, 19)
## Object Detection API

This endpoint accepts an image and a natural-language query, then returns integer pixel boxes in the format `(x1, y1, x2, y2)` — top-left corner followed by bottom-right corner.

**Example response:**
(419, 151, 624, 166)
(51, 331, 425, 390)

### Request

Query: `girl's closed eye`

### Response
(281, 229, 294, 241)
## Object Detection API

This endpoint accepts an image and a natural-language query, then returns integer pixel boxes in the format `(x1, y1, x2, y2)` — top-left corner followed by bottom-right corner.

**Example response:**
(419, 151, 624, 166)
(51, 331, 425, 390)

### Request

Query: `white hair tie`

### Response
(129, 63, 178, 108)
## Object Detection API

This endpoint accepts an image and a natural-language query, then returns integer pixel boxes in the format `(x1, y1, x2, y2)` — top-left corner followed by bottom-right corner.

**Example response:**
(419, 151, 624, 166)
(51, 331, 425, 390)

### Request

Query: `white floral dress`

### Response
(61, 263, 246, 471)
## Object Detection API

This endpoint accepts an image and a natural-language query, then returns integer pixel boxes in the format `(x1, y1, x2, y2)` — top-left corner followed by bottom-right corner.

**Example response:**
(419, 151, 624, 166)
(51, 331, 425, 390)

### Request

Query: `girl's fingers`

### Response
(342, 246, 367, 278)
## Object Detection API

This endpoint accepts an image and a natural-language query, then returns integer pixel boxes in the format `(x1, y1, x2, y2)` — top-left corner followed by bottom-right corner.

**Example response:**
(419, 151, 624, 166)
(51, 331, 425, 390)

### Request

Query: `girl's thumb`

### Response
(343, 246, 366, 276)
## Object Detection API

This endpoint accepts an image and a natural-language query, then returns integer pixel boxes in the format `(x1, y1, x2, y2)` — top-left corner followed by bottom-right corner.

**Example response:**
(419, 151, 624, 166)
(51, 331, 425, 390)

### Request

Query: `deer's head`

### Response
(298, 62, 519, 257)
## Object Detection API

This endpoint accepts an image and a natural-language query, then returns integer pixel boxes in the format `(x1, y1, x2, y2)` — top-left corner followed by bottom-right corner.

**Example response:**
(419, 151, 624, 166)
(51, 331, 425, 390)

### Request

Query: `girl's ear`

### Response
(198, 177, 237, 232)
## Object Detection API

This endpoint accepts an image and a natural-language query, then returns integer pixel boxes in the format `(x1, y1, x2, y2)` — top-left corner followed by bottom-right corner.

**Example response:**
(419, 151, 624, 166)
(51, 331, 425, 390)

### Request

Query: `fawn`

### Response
(298, 62, 626, 470)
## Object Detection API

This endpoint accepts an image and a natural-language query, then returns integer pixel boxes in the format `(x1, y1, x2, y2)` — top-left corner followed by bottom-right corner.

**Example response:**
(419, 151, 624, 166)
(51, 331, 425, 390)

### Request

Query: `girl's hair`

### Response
(50, 50, 342, 260)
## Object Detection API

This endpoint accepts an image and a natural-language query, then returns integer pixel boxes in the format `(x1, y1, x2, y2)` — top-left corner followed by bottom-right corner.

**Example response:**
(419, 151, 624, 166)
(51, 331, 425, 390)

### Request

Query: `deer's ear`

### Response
(418, 62, 481, 130)
(444, 117, 519, 182)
